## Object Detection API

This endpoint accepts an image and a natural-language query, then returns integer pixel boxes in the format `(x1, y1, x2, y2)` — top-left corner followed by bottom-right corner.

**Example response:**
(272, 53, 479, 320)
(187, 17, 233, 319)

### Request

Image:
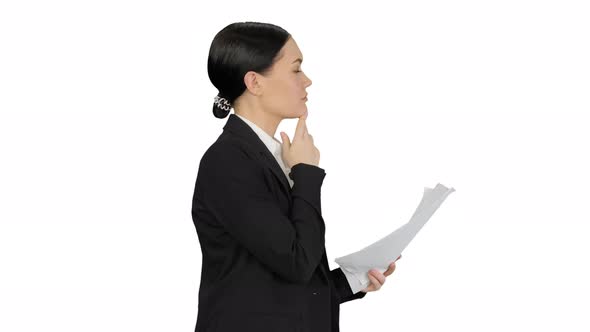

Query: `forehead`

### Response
(279, 38, 303, 63)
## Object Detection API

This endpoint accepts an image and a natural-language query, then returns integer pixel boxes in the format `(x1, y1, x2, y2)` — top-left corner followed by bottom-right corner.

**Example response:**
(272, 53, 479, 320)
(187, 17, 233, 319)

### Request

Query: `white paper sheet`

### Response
(335, 183, 456, 293)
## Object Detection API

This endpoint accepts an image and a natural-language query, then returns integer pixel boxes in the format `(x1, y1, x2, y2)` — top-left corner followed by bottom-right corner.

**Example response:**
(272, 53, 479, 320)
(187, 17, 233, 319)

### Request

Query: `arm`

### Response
(197, 143, 326, 283)
(329, 267, 367, 304)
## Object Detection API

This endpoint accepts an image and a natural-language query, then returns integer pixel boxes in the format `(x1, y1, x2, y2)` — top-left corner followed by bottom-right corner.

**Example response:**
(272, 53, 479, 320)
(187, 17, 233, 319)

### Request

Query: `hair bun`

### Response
(212, 105, 230, 118)
(212, 94, 232, 118)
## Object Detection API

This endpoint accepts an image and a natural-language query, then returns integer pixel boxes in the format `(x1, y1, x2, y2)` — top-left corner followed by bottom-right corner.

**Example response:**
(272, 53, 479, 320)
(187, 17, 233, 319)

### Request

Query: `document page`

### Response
(335, 183, 456, 293)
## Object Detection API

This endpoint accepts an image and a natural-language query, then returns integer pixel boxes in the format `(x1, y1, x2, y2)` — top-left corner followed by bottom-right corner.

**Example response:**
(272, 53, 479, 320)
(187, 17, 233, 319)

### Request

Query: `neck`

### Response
(234, 108, 282, 138)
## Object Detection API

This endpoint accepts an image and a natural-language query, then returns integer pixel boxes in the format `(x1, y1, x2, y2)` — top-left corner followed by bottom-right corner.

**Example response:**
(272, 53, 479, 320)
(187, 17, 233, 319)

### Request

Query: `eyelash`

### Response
(295, 70, 302, 73)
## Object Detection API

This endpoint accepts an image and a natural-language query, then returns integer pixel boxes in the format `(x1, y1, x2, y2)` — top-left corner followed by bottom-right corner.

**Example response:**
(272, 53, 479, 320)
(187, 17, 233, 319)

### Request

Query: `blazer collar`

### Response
(222, 113, 292, 196)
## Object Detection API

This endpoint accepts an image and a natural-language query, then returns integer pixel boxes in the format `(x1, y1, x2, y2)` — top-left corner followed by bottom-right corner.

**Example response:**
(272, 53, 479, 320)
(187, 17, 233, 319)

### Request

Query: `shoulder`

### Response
(196, 137, 273, 196)
(198, 137, 263, 178)
(201, 137, 253, 165)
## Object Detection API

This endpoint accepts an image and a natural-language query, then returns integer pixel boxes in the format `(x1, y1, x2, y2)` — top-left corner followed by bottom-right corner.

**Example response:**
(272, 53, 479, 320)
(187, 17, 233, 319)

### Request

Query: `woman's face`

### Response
(259, 37, 312, 119)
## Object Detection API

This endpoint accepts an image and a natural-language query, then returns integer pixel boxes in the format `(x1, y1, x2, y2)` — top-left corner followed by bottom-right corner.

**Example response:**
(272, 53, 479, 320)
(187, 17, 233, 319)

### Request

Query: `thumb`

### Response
(280, 132, 290, 148)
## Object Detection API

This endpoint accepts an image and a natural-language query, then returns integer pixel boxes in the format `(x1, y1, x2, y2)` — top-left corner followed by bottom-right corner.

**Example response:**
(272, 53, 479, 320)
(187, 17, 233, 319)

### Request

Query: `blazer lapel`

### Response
(222, 114, 292, 198)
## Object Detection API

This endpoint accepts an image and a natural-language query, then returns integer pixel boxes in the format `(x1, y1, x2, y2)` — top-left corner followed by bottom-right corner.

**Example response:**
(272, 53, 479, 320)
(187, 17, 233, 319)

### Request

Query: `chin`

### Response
(281, 106, 307, 119)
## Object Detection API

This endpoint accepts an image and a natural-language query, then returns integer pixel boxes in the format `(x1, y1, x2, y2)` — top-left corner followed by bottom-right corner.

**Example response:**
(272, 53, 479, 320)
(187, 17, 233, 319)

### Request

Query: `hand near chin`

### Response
(279, 109, 319, 168)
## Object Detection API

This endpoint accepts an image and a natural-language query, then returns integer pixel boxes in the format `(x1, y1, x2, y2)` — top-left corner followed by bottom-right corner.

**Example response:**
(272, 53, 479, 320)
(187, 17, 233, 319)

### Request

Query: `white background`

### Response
(1, 0, 589, 331)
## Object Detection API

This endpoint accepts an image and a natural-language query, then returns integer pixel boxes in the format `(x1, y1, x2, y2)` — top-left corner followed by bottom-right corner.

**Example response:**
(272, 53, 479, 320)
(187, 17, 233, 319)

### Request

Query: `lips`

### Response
(302, 94, 308, 100)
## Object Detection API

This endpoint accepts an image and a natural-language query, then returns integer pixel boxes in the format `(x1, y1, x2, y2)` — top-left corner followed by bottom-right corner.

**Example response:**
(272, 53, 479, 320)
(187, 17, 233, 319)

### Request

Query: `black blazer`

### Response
(191, 113, 366, 332)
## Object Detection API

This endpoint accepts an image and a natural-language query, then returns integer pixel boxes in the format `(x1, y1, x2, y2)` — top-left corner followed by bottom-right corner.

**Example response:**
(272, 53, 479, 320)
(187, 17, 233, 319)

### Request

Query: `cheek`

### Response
(276, 80, 300, 102)
(265, 78, 305, 115)
(271, 79, 292, 97)
(291, 79, 304, 98)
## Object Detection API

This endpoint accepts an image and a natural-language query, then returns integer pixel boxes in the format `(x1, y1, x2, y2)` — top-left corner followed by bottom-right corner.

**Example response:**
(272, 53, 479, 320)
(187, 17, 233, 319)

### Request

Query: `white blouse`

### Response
(235, 113, 294, 188)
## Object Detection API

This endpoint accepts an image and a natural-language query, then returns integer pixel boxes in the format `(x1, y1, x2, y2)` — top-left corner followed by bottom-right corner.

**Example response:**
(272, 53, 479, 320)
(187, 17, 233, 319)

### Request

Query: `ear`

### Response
(243, 71, 263, 96)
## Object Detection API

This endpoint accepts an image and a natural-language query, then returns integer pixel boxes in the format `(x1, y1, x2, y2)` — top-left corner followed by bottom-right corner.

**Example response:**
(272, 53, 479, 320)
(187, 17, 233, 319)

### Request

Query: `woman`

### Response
(192, 21, 400, 332)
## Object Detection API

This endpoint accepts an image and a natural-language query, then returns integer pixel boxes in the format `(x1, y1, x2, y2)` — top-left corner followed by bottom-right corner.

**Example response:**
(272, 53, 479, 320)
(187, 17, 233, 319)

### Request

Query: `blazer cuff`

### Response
(330, 267, 367, 304)
(289, 163, 326, 215)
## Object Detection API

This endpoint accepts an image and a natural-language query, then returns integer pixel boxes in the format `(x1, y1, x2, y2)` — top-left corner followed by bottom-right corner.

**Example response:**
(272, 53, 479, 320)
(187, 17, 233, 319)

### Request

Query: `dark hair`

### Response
(208, 22, 291, 119)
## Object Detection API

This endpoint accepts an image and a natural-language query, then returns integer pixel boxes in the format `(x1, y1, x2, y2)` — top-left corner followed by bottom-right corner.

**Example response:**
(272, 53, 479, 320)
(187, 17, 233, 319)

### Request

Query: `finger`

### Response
(383, 262, 397, 277)
(368, 273, 381, 290)
(371, 270, 386, 285)
(295, 115, 307, 140)
(280, 132, 290, 149)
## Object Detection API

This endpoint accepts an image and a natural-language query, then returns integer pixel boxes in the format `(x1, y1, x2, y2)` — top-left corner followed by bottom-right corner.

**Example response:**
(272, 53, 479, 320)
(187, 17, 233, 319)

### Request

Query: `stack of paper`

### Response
(335, 183, 456, 293)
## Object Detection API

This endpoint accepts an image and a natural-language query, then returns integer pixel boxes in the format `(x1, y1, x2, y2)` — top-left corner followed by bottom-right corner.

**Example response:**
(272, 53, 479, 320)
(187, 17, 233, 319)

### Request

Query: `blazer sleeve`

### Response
(329, 267, 367, 304)
(196, 143, 326, 284)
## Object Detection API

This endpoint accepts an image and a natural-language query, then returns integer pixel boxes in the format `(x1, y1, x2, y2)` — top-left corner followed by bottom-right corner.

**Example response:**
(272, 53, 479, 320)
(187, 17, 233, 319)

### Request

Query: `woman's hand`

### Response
(280, 110, 320, 168)
(361, 255, 402, 293)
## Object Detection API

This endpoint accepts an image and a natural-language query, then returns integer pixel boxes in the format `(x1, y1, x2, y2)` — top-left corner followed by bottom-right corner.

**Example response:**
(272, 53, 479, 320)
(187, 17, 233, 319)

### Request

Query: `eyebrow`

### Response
(292, 58, 303, 64)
